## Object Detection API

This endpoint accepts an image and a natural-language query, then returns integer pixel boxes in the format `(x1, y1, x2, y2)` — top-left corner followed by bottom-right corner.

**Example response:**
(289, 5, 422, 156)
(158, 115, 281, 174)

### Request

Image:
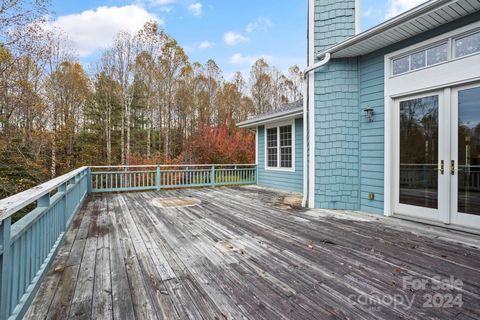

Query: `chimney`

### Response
(313, 0, 360, 53)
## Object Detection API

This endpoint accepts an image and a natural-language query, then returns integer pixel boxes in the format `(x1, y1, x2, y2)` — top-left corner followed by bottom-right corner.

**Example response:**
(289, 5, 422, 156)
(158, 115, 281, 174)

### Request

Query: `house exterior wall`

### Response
(358, 12, 480, 214)
(312, 2, 480, 212)
(313, 0, 358, 209)
(257, 118, 304, 193)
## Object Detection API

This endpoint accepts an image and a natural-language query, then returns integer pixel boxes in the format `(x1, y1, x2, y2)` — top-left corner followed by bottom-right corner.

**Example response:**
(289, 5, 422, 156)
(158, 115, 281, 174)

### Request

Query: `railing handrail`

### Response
(0, 164, 257, 221)
(0, 166, 89, 222)
(90, 164, 256, 169)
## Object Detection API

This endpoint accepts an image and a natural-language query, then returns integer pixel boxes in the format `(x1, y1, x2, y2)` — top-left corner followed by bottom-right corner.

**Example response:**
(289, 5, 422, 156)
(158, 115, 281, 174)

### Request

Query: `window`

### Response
(393, 56, 410, 75)
(279, 125, 292, 168)
(265, 123, 294, 170)
(266, 128, 278, 167)
(426, 43, 448, 66)
(392, 42, 448, 76)
(411, 51, 426, 70)
(454, 31, 480, 58)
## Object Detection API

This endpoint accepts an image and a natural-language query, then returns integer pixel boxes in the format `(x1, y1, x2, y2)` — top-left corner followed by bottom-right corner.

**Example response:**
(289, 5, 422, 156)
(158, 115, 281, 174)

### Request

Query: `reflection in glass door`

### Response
(399, 95, 439, 209)
(456, 86, 480, 216)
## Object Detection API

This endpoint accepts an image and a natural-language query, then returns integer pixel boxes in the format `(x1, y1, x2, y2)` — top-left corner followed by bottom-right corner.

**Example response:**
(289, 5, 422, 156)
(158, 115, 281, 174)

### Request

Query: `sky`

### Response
(49, 0, 427, 80)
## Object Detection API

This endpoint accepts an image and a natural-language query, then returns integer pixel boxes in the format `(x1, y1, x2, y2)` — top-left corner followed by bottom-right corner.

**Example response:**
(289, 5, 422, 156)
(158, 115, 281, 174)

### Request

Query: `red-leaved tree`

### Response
(188, 123, 255, 164)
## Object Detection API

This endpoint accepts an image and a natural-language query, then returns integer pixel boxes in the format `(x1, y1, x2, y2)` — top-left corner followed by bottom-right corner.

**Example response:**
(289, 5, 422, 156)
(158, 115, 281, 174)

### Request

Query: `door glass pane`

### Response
(399, 96, 439, 209)
(458, 87, 480, 215)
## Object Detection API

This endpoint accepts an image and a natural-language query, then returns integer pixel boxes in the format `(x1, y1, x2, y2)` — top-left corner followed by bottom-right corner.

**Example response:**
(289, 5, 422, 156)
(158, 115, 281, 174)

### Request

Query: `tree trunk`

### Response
(146, 102, 151, 159)
(106, 102, 112, 165)
(126, 100, 131, 165)
(121, 103, 125, 165)
(51, 114, 57, 178)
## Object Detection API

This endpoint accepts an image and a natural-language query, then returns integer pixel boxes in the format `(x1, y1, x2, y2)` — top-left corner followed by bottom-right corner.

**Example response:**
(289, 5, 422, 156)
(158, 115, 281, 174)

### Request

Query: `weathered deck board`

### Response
(25, 186, 480, 319)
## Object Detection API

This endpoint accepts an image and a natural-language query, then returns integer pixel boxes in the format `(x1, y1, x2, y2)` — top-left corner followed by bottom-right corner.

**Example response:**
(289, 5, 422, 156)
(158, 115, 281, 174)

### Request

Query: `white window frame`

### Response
(265, 120, 296, 172)
(389, 24, 480, 78)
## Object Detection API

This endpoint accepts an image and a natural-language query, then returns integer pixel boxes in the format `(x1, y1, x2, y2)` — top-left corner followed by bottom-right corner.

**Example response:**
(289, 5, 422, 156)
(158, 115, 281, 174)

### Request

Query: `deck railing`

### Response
(0, 167, 89, 320)
(0, 164, 256, 320)
(90, 164, 257, 192)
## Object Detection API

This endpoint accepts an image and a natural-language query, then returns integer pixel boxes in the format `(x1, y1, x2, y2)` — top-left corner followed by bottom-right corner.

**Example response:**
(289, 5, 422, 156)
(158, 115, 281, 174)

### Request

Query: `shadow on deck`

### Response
(25, 187, 480, 319)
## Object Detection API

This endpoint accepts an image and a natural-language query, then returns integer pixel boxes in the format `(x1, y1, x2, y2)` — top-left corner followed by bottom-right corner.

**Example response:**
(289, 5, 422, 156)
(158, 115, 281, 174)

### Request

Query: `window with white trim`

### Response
(392, 42, 448, 76)
(266, 123, 294, 169)
(391, 28, 480, 77)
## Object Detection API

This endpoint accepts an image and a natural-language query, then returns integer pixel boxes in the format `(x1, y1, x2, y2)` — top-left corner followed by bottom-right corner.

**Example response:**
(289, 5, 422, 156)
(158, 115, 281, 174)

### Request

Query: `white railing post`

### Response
(156, 166, 161, 191)
(0, 216, 12, 320)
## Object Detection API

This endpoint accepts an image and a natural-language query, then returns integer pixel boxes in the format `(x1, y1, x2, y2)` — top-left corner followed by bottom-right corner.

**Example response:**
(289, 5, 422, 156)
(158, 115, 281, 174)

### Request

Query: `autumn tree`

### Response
(1, 17, 304, 198)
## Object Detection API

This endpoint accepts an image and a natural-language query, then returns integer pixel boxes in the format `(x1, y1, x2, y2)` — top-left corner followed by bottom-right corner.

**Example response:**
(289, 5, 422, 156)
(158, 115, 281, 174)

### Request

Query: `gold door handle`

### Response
(451, 160, 455, 176)
(440, 160, 444, 175)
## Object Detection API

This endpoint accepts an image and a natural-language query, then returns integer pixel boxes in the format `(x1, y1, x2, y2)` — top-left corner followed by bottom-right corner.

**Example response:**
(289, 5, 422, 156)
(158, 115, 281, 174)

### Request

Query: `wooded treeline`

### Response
(0, 1, 304, 197)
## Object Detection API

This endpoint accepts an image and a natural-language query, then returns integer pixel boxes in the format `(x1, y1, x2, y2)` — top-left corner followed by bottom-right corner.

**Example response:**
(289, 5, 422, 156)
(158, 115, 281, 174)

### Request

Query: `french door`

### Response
(393, 83, 480, 230)
(451, 83, 480, 228)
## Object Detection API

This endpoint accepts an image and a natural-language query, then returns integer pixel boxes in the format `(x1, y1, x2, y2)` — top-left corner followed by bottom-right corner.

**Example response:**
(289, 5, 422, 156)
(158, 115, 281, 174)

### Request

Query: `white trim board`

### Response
(385, 21, 480, 97)
(307, 0, 316, 208)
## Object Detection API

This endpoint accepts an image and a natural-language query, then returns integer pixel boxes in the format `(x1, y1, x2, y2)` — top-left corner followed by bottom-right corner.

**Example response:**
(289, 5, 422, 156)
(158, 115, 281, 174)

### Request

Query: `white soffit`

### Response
(317, 0, 480, 59)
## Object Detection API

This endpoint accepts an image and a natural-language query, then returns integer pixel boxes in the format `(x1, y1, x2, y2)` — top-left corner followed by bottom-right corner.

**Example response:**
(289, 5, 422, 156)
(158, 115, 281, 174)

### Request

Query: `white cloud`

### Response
(199, 41, 214, 49)
(230, 53, 272, 65)
(48, 5, 161, 57)
(246, 17, 273, 33)
(188, 2, 203, 16)
(385, 0, 426, 18)
(223, 32, 249, 46)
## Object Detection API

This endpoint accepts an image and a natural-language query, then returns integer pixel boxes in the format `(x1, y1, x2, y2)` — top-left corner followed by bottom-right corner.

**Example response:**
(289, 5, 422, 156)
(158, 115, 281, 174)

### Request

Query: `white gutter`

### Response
(301, 0, 333, 208)
(305, 53, 331, 74)
(301, 52, 331, 208)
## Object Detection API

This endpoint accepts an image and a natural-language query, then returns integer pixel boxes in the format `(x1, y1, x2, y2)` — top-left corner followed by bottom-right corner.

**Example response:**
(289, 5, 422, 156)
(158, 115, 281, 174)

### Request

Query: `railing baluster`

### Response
(0, 216, 12, 319)
(211, 166, 215, 187)
(87, 164, 256, 191)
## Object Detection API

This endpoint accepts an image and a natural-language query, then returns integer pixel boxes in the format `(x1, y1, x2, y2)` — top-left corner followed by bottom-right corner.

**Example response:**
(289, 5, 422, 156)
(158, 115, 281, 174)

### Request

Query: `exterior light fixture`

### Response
(364, 107, 374, 122)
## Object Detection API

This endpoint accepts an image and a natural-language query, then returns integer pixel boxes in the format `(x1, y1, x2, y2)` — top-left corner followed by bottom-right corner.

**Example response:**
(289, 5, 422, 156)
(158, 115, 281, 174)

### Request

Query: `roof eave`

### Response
(316, 0, 455, 59)
(237, 108, 303, 128)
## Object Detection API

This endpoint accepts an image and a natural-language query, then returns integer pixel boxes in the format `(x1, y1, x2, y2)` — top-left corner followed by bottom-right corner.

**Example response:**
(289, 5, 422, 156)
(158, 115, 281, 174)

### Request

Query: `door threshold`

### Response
(393, 213, 480, 236)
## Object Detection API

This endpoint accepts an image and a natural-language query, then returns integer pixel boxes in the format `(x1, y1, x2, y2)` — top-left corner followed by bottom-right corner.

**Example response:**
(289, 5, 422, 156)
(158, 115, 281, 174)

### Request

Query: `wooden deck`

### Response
(25, 187, 480, 320)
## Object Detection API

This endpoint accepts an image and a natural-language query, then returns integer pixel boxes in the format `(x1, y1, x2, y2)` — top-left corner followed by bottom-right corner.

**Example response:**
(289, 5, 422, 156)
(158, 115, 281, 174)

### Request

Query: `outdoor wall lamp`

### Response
(364, 107, 374, 122)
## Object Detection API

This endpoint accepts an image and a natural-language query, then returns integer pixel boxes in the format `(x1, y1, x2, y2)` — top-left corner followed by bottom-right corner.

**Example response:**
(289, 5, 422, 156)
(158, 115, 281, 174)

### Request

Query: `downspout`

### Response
(301, 52, 331, 207)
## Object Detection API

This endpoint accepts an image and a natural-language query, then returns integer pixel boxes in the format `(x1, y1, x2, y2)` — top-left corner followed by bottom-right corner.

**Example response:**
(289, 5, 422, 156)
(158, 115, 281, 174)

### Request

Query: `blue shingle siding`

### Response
(359, 52, 385, 214)
(314, 0, 356, 52)
(313, 0, 359, 209)
(314, 59, 360, 209)
(257, 118, 303, 193)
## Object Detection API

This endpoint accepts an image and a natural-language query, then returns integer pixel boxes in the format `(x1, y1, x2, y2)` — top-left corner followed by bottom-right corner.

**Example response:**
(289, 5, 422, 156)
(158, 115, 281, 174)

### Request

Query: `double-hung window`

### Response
(266, 122, 294, 170)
